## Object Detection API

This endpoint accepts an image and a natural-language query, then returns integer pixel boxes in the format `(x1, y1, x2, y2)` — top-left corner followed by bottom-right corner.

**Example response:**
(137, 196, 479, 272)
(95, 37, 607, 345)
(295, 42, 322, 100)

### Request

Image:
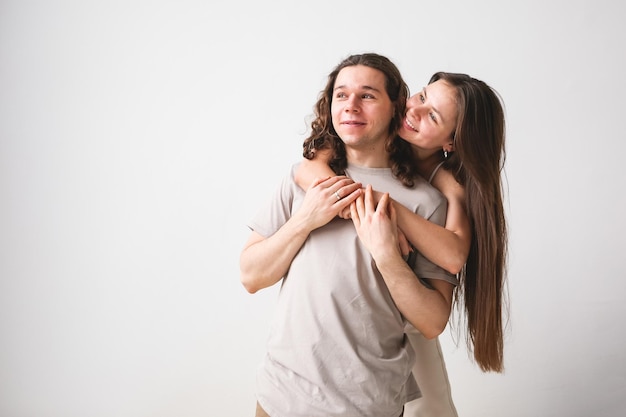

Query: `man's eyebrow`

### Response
(333, 85, 382, 93)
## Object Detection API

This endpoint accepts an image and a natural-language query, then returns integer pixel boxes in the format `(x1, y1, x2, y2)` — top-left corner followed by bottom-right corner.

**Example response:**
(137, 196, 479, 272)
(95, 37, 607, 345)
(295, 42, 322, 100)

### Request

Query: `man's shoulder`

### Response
(399, 175, 445, 205)
(413, 175, 446, 202)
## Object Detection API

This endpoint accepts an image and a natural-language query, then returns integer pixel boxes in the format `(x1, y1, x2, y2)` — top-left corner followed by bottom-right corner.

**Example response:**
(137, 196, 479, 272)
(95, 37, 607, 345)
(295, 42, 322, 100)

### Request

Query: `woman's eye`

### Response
(429, 113, 437, 122)
(419, 93, 425, 103)
(336, 92, 347, 99)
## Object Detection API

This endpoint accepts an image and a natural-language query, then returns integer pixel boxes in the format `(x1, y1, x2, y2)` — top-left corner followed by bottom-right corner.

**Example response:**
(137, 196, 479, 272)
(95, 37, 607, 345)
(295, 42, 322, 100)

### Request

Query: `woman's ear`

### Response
(443, 142, 455, 153)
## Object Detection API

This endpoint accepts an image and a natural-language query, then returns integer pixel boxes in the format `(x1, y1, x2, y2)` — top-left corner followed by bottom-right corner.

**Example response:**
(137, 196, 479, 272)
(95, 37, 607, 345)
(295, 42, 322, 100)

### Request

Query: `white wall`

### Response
(1, 1, 624, 416)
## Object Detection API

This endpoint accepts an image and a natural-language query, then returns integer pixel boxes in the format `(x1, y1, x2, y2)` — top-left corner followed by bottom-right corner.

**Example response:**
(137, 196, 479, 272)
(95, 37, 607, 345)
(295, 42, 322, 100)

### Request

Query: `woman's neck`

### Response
(413, 149, 444, 179)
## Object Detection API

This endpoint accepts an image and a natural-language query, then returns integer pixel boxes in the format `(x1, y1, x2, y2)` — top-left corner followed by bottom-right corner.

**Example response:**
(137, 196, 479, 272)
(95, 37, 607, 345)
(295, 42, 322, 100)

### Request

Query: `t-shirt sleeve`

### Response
(246, 164, 298, 238)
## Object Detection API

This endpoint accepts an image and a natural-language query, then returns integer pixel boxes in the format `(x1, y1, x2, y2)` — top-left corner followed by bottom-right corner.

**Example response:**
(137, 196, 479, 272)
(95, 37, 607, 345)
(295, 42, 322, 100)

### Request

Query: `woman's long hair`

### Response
(302, 53, 416, 186)
(431, 72, 509, 373)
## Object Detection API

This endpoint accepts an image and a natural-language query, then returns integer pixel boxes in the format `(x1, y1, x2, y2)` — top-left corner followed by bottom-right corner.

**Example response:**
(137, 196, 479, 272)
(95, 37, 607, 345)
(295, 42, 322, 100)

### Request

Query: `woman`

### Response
(295, 71, 508, 416)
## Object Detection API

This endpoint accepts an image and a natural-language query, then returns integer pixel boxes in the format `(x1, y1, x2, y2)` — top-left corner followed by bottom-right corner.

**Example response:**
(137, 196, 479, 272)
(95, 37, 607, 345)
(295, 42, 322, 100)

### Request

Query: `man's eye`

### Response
(336, 92, 347, 98)
(362, 94, 374, 99)
(419, 94, 425, 103)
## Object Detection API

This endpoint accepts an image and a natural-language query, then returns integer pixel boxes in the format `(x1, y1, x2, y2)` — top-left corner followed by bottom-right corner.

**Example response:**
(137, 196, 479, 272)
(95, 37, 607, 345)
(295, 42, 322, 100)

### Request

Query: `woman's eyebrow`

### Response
(424, 87, 445, 123)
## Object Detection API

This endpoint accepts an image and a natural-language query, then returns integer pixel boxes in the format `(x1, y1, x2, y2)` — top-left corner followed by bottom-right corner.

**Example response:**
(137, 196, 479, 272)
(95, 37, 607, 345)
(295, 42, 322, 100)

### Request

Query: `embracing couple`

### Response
(240, 52, 508, 417)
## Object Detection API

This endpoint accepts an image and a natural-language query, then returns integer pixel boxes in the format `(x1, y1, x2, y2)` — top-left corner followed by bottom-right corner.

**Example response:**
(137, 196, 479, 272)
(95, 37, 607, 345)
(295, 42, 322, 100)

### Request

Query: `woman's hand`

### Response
(294, 176, 362, 230)
(397, 228, 412, 258)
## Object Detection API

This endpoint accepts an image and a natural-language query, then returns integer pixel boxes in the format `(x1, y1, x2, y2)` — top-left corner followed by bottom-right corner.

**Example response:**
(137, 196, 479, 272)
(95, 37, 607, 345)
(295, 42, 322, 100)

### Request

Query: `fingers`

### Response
(351, 192, 365, 227)
(364, 184, 375, 212)
(397, 227, 411, 257)
(310, 175, 351, 191)
(377, 190, 388, 213)
(350, 201, 359, 226)
(332, 179, 362, 218)
(352, 185, 376, 223)
(311, 176, 362, 206)
(339, 206, 352, 219)
(388, 196, 397, 224)
(355, 186, 366, 215)
(309, 176, 331, 189)
(332, 179, 362, 202)
(308, 176, 361, 213)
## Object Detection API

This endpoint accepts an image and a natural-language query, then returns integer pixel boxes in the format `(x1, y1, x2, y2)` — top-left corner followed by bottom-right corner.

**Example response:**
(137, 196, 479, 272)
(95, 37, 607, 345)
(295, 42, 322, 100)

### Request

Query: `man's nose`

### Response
(344, 95, 360, 112)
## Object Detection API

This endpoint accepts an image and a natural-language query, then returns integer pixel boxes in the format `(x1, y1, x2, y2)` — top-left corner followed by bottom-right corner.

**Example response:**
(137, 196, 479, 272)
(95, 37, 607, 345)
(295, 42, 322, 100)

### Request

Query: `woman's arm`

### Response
(296, 151, 471, 274)
(393, 168, 471, 275)
(351, 187, 453, 338)
(294, 149, 338, 191)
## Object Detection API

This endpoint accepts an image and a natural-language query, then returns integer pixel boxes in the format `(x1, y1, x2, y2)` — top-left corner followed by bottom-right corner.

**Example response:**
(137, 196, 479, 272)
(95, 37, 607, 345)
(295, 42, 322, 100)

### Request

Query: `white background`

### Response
(1, 1, 625, 416)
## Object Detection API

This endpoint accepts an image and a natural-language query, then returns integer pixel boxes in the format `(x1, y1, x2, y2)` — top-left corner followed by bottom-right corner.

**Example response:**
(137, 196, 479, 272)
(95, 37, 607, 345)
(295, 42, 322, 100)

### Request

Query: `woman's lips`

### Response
(405, 118, 418, 132)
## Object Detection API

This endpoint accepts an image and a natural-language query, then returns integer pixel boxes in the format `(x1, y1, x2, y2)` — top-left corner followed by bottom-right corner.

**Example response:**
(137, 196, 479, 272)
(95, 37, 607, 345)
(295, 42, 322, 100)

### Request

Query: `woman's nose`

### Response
(407, 106, 421, 121)
(407, 96, 425, 118)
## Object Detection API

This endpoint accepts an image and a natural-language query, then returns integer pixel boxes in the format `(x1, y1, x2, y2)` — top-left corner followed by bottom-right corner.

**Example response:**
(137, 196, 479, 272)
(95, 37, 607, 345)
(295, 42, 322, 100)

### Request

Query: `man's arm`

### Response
(350, 186, 454, 339)
(240, 176, 361, 293)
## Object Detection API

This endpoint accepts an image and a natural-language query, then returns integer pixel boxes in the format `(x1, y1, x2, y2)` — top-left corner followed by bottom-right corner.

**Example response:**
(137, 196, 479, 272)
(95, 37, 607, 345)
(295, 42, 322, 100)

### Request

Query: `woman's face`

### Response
(398, 79, 458, 153)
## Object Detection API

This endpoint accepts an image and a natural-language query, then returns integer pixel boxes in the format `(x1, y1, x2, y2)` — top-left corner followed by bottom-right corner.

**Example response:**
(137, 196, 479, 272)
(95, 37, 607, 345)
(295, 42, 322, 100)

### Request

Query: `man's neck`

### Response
(345, 143, 390, 168)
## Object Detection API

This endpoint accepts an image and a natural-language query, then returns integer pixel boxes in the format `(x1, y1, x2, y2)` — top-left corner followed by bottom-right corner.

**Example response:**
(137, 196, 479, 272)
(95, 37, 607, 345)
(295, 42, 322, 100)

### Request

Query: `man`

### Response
(240, 53, 457, 417)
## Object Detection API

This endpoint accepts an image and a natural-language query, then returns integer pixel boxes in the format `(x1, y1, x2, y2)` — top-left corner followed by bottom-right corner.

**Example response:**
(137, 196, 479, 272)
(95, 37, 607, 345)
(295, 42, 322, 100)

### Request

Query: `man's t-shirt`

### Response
(248, 163, 458, 417)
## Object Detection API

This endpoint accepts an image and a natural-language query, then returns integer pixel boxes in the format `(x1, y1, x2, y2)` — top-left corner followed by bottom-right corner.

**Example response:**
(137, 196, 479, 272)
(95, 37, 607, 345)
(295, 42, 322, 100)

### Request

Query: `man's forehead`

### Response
(334, 65, 386, 90)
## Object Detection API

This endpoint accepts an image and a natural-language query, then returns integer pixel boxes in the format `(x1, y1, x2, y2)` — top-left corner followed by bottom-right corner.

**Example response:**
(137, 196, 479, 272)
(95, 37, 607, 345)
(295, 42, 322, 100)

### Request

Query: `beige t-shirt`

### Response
(249, 163, 457, 417)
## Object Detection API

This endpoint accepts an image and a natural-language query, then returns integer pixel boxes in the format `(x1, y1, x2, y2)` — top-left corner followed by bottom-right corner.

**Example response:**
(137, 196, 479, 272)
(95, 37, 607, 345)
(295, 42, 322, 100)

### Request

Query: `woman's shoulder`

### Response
(430, 166, 465, 203)
(427, 161, 447, 184)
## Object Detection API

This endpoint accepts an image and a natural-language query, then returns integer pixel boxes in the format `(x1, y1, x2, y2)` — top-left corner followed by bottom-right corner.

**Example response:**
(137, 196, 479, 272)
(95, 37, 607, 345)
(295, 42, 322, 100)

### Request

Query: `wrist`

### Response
(372, 247, 403, 269)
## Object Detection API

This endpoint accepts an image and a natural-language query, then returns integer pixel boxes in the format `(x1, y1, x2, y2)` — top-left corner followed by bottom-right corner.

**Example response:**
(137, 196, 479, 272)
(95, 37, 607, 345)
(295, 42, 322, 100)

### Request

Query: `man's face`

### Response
(331, 65, 395, 151)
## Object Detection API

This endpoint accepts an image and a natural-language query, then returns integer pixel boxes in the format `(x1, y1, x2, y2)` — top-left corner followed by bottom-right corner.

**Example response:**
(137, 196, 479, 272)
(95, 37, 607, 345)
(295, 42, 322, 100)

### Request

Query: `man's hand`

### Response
(350, 184, 402, 263)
